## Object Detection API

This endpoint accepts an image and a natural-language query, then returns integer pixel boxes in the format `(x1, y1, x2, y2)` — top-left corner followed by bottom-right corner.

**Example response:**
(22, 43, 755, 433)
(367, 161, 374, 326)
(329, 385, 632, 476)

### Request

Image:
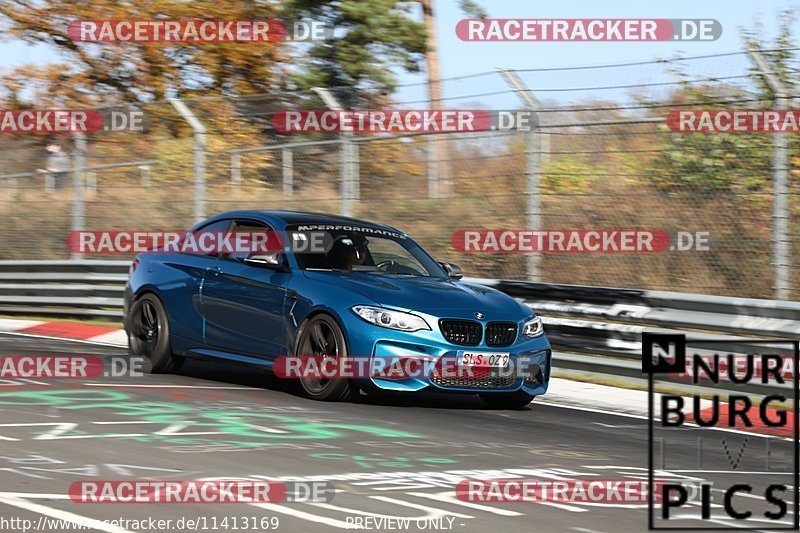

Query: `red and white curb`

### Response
(543, 379, 793, 439)
(0, 318, 126, 347)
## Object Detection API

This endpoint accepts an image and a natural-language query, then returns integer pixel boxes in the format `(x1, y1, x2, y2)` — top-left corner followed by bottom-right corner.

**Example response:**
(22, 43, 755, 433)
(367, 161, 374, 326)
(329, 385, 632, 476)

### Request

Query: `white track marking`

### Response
(369, 495, 474, 517)
(313, 498, 472, 519)
(406, 490, 523, 516)
(668, 470, 794, 474)
(0, 492, 69, 498)
(84, 383, 262, 389)
(0, 330, 123, 347)
(86, 330, 127, 346)
(249, 502, 353, 528)
(0, 319, 44, 331)
(0, 422, 78, 441)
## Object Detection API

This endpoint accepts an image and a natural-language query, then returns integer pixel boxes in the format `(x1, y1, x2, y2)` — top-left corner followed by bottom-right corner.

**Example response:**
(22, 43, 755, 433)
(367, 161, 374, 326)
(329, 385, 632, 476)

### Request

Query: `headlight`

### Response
(522, 316, 544, 337)
(352, 305, 430, 332)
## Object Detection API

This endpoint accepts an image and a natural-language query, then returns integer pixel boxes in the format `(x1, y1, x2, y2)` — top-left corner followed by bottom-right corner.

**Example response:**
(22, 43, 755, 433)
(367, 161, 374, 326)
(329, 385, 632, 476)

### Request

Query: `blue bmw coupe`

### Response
(124, 211, 551, 408)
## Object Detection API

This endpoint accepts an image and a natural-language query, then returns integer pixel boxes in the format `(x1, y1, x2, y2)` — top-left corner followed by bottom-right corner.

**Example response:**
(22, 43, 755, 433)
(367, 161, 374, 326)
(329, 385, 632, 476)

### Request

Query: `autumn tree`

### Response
(0, 1, 438, 182)
(0, 0, 434, 106)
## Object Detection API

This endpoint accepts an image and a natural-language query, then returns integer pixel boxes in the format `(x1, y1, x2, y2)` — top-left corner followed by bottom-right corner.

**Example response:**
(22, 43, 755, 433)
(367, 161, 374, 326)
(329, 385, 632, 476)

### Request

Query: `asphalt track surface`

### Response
(0, 332, 795, 532)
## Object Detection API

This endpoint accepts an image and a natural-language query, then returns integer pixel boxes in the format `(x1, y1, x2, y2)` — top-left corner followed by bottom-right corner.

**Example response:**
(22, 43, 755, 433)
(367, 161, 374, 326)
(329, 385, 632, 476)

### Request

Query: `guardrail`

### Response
(0, 260, 128, 318)
(0, 261, 795, 391)
(471, 277, 797, 394)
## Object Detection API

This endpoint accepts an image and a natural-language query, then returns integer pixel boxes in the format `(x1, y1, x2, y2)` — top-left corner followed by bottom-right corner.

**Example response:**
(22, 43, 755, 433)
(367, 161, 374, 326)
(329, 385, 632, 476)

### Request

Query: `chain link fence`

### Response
(0, 47, 798, 300)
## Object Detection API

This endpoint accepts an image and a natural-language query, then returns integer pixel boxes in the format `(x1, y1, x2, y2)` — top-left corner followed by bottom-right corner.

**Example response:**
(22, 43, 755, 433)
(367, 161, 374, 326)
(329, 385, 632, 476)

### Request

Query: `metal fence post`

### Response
(231, 152, 241, 189)
(748, 49, 790, 300)
(86, 170, 97, 196)
(71, 132, 86, 260)
(282, 148, 293, 197)
(351, 142, 360, 201)
(337, 139, 354, 216)
(773, 112, 790, 300)
(168, 98, 206, 222)
(427, 137, 439, 199)
(499, 69, 542, 282)
(140, 165, 151, 188)
(312, 87, 357, 216)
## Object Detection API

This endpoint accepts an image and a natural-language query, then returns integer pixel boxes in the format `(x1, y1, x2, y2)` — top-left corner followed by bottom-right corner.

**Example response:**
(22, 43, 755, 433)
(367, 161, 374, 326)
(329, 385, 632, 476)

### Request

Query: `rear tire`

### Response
(480, 391, 535, 409)
(295, 314, 355, 401)
(127, 293, 184, 374)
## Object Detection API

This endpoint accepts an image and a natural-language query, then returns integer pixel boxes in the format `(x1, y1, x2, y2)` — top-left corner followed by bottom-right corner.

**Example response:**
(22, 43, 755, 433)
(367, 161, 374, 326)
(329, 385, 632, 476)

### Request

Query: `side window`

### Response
(185, 219, 231, 257)
(223, 219, 276, 263)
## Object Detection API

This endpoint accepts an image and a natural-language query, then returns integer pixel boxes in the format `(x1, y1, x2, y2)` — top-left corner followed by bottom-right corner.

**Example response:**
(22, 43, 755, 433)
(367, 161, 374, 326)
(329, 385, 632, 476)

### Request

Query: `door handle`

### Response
(205, 266, 222, 277)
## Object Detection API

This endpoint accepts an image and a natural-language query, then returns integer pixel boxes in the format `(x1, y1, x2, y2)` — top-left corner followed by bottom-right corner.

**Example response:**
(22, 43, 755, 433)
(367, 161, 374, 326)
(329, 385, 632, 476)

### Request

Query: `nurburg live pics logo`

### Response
(642, 332, 799, 530)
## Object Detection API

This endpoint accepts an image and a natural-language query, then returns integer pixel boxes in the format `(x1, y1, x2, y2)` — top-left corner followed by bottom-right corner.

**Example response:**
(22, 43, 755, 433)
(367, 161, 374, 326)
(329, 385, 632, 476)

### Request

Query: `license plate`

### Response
(458, 351, 510, 368)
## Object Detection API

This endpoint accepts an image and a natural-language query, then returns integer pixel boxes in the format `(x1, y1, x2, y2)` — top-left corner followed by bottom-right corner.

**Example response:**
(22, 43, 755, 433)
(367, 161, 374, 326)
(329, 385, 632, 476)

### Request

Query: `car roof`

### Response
(203, 210, 404, 234)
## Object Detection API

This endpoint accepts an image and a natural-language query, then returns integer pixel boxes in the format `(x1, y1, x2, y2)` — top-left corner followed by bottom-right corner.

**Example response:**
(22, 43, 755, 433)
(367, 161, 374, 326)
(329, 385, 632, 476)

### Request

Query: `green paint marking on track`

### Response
(0, 389, 423, 444)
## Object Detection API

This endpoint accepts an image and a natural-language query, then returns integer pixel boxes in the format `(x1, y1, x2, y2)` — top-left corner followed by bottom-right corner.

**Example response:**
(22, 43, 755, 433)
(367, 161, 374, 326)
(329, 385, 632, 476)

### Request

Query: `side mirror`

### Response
(439, 261, 463, 280)
(244, 252, 288, 272)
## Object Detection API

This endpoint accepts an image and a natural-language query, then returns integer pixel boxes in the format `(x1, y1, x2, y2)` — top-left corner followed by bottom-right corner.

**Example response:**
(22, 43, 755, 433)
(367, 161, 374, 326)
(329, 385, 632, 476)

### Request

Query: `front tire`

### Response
(128, 293, 184, 374)
(295, 314, 355, 401)
(480, 391, 535, 409)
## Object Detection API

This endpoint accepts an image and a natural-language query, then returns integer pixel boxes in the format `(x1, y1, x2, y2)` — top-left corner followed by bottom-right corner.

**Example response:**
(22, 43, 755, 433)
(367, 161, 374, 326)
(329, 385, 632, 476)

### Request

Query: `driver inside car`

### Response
(328, 235, 369, 271)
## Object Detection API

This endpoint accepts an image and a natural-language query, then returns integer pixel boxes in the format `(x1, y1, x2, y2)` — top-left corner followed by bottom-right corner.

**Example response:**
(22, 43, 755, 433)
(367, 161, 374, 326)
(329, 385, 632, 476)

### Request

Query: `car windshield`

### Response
(287, 224, 446, 277)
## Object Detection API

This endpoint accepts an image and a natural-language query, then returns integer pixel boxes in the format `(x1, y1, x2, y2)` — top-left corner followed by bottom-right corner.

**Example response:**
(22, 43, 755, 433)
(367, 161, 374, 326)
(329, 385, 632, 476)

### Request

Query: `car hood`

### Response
(302, 271, 531, 318)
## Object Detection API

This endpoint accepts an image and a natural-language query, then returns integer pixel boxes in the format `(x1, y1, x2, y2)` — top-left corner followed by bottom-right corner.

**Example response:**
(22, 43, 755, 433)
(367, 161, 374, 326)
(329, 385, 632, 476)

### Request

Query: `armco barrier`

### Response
(0, 261, 796, 390)
(0, 260, 128, 318)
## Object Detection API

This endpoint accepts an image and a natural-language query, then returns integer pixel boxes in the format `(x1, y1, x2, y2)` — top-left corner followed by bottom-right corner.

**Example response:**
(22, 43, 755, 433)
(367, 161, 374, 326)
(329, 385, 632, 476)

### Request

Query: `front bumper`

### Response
(340, 309, 551, 396)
